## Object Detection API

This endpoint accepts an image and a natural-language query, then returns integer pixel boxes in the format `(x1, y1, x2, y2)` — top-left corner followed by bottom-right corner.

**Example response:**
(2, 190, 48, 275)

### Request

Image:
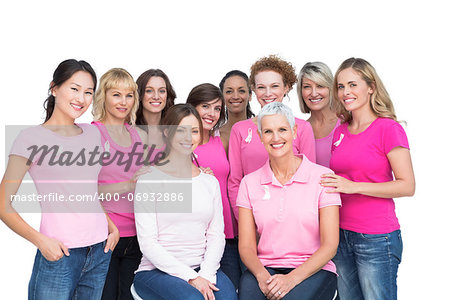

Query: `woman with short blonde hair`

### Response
(92, 68, 147, 300)
(92, 68, 139, 125)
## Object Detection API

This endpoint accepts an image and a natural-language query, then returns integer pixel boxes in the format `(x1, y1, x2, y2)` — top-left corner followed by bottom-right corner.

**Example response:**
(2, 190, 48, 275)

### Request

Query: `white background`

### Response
(1, 0, 449, 299)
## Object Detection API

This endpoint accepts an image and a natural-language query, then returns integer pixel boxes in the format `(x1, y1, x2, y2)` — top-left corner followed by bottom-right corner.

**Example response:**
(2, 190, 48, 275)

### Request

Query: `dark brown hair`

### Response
(186, 83, 226, 133)
(135, 69, 176, 125)
(219, 70, 254, 119)
(160, 104, 203, 158)
(44, 59, 97, 122)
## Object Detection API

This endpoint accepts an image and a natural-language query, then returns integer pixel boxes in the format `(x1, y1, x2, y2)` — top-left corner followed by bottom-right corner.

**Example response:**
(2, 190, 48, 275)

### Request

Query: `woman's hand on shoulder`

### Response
(266, 273, 297, 300)
(36, 233, 70, 261)
(132, 166, 151, 182)
(199, 167, 214, 176)
(188, 276, 219, 300)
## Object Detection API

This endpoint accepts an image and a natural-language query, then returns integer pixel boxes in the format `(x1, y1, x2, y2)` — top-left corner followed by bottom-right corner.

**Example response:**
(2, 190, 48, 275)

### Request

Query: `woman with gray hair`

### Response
(297, 62, 339, 167)
(237, 102, 340, 299)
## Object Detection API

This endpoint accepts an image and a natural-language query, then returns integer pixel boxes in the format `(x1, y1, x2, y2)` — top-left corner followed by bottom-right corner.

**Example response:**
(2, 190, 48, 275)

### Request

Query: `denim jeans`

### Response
(101, 236, 142, 300)
(133, 268, 237, 300)
(239, 267, 337, 300)
(220, 238, 243, 291)
(28, 240, 112, 300)
(333, 229, 403, 300)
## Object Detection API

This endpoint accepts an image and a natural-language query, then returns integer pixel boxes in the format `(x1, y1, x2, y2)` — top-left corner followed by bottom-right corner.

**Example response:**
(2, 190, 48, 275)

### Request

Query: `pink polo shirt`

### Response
(236, 155, 341, 274)
(228, 118, 315, 219)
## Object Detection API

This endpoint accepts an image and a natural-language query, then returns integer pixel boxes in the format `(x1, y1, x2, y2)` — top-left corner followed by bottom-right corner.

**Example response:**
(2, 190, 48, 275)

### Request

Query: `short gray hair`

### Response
(257, 102, 295, 133)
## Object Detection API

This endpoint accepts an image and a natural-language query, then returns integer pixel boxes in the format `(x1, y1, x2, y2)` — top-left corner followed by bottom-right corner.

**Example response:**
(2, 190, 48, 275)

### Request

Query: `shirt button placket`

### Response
(278, 188, 286, 221)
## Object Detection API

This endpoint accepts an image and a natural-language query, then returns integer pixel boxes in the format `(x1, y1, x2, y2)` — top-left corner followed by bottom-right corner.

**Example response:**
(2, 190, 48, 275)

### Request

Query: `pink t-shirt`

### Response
(93, 122, 145, 237)
(9, 124, 108, 248)
(329, 118, 409, 234)
(194, 134, 235, 238)
(315, 119, 341, 168)
(237, 155, 341, 273)
(228, 118, 316, 219)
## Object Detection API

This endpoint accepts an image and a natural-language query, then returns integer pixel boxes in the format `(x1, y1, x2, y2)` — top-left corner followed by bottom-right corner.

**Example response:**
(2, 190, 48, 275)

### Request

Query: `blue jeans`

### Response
(28, 240, 112, 300)
(133, 268, 237, 300)
(333, 229, 403, 300)
(239, 267, 337, 300)
(101, 236, 142, 300)
(220, 238, 243, 291)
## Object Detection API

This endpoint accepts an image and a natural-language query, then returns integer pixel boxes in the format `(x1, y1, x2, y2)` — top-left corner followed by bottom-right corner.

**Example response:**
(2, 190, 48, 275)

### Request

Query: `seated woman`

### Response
(133, 104, 237, 300)
(237, 102, 340, 300)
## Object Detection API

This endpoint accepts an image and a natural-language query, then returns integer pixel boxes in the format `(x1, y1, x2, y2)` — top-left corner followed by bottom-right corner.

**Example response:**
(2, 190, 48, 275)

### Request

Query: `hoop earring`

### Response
(284, 93, 291, 102)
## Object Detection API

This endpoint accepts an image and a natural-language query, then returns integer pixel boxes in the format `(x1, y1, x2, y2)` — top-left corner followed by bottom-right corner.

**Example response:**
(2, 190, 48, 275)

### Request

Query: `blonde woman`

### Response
(92, 68, 147, 300)
(297, 62, 339, 167)
(321, 58, 415, 300)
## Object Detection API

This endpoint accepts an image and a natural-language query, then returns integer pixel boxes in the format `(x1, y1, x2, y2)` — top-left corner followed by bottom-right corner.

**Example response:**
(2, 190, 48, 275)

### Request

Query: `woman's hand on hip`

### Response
(36, 233, 70, 261)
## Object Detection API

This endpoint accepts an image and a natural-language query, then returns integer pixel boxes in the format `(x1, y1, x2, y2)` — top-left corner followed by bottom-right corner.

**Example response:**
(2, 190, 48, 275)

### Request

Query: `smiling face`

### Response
(142, 76, 168, 114)
(51, 71, 95, 121)
(259, 113, 296, 159)
(195, 98, 222, 132)
(170, 114, 201, 155)
(301, 77, 331, 112)
(254, 70, 289, 107)
(337, 68, 373, 113)
(222, 75, 251, 115)
(103, 87, 135, 124)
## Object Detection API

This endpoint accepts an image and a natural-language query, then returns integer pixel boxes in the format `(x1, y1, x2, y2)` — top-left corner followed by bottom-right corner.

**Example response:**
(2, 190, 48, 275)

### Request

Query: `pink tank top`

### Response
(93, 122, 145, 237)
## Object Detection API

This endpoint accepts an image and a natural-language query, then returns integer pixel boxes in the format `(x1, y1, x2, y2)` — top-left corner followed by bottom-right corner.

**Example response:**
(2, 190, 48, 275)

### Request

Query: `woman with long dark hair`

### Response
(219, 70, 254, 154)
(186, 83, 240, 289)
(0, 59, 119, 299)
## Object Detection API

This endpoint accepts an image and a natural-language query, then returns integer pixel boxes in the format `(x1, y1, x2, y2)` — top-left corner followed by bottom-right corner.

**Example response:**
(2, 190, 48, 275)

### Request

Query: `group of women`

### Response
(0, 54, 415, 300)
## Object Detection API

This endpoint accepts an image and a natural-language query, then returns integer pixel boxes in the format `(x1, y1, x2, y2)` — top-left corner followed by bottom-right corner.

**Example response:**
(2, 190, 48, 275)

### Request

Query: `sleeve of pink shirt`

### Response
(227, 124, 243, 220)
(296, 120, 316, 163)
(199, 180, 226, 284)
(9, 129, 34, 161)
(318, 180, 342, 208)
(236, 177, 251, 210)
(383, 121, 409, 154)
(134, 186, 199, 282)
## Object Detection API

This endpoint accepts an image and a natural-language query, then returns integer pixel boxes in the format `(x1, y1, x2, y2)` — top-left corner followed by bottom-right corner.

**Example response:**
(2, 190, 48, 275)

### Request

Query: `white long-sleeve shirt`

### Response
(134, 167, 225, 284)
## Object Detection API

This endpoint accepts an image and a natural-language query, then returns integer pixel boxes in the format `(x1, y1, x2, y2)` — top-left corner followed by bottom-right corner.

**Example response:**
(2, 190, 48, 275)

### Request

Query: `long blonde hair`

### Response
(92, 68, 139, 125)
(332, 58, 397, 123)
